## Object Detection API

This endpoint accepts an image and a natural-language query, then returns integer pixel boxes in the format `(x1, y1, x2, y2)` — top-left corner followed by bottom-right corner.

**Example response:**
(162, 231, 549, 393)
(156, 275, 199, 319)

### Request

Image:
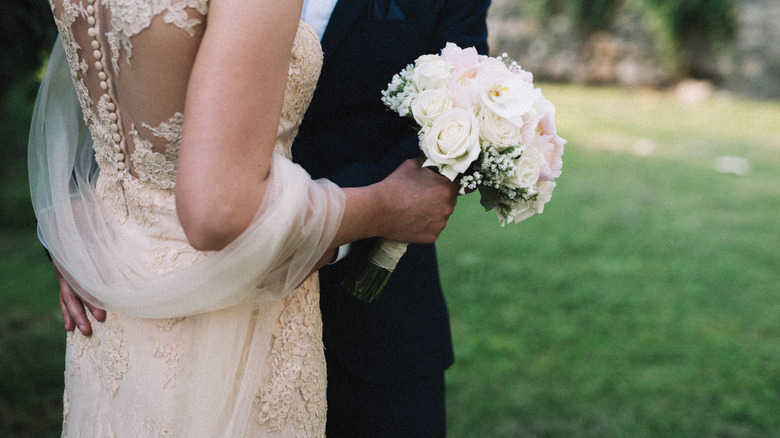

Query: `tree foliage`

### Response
(0, 0, 57, 102)
(522, 0, 737, 65)
(639, 0, 736, 57)
(524, 0, 626, 32)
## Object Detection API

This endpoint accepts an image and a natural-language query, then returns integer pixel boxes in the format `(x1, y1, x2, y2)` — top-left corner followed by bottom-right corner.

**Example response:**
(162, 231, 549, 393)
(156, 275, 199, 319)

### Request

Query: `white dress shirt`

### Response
(301, 0, 339, 40)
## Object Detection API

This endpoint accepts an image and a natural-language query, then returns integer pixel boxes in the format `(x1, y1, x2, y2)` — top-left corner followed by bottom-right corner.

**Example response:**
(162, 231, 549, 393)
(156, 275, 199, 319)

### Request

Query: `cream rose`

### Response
(420, 107, 481, 181)
(503, 146, 544, 190)
(412, 55, 451, 90)
(477, 107, 524, 149)
(411, 89, 454, 128)
(505, 181, 555, 224)
(480, 76, 540, 124)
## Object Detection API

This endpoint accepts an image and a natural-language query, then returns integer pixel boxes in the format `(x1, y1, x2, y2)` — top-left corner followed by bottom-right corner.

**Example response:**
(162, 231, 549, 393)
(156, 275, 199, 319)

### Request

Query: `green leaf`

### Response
(478, 186, 499, 212)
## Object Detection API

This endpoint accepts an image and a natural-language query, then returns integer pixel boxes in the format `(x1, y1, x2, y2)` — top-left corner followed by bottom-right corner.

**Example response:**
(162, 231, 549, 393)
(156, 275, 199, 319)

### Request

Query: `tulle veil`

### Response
(28, 37, 345, 319)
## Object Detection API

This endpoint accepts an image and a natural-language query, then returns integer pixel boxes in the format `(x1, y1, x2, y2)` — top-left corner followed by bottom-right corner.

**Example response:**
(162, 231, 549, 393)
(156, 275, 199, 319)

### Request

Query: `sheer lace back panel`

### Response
(49, 0, 323, 224)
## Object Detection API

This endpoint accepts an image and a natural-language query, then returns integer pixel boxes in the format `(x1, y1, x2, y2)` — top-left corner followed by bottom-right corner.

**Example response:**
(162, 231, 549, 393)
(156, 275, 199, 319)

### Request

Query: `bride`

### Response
(30, 0, 458, 435)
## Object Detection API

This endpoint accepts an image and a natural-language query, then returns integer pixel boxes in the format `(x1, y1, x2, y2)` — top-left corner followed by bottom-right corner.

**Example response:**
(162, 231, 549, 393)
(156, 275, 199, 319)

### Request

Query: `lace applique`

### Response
(144, 419, 172, 438)
(130, 140, 176, 189)
(129, 113, 182, 190)
(255, 278, 325, 436)
(107, 30, 122, 73)
(99, 317, 131, 395)
(67, 324, 100, 376)
(51, 1, 93, 118)
(149, 242, 201, 273)
(275, 23, 323, 157)
(66, 315, 130, 396)
(62, 383, 70, 430)
(51, 0, 90, 76)
(125, 182, 156, 225)
(156, 317, 185, 332)
(152, 342, 182, 389)
(107, 0, 208, 62)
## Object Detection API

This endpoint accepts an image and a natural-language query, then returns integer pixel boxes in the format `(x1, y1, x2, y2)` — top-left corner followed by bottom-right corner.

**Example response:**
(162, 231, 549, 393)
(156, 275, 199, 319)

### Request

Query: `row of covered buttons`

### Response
(84, 0, 126, 177)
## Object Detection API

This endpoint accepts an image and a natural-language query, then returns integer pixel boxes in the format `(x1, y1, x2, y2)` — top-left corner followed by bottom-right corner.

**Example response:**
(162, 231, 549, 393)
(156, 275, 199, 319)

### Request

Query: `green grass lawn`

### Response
(441, 84, 780, 437)
(1, 83, 779, 437)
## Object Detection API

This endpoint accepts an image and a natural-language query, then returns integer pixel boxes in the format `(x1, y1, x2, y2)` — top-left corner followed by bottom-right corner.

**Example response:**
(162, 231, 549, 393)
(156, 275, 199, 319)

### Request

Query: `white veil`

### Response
(29, 38, 345, 319)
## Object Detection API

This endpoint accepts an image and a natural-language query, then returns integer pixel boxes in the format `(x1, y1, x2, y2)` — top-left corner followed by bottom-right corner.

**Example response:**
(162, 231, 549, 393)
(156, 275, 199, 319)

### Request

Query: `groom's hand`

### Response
(55, 264, 106, 335)
(378, 157, 460, 244)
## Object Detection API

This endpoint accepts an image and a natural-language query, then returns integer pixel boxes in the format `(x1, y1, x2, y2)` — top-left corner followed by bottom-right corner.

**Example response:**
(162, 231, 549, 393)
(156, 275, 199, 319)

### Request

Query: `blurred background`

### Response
(2, 0, 778, 436)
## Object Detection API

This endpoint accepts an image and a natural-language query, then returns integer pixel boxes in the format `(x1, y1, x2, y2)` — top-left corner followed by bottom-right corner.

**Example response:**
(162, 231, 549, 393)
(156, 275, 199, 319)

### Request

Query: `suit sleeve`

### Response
(430, 0, 491, 55)
(308, 0, 492, 189)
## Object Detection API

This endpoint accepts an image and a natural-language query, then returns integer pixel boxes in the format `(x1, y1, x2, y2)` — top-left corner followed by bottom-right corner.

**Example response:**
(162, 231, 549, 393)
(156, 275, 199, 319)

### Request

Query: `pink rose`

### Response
(523, 112, 565, 181)
(440, 43, 480, 70)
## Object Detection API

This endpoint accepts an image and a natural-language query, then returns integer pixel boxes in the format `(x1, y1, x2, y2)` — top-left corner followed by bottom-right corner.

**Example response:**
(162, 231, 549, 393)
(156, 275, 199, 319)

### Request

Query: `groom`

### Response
(294, 0, 490, 435)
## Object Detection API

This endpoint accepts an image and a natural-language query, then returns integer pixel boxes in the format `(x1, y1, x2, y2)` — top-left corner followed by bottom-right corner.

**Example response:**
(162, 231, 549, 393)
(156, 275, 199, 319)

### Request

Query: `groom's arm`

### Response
(302, 0, 491, 189)
(301, 0, 491, 267)
(430, 0, 491, 55)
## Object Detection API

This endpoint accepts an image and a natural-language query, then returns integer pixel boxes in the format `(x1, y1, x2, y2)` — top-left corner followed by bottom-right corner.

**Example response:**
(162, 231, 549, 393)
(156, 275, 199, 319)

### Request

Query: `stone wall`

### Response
(486, 0, 780, 99)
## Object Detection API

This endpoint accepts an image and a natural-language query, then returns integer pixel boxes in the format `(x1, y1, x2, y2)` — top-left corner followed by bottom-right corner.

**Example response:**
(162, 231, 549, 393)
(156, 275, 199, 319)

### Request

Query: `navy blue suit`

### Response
(291, 0, 490, 435)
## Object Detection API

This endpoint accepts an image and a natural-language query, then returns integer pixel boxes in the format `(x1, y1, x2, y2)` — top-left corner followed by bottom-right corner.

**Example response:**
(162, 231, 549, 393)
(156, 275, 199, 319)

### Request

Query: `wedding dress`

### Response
(32, 0, 340, 436)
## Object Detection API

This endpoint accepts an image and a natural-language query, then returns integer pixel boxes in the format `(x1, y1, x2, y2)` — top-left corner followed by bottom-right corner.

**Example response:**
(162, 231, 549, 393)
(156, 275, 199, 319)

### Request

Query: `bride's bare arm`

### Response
(176, 0, 458, 254)
(176, 0, 304, 251)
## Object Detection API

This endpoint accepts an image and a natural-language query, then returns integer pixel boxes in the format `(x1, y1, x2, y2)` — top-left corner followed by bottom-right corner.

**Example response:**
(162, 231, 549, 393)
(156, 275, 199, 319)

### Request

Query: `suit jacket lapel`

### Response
(320, 0, 366, 60)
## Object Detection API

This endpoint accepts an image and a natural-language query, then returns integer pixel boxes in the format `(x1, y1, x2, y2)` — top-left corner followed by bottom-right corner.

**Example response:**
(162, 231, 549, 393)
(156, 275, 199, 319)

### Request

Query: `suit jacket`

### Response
(292, 0, 491, 383)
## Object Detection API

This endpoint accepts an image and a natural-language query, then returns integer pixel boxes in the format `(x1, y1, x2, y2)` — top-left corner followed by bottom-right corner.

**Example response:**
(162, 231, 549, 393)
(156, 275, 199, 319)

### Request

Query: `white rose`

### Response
(501, 202, 533, 225)
(421, 107, 481, 181)
(412, 55, 451, 90)
(504, 181, 555, 224)
(478, 107, 524, 150)
(503, 146, 544, 190)
(533, 180, 556, 210)
(480, 76, 540, 123)
(411, 89, 454, 128)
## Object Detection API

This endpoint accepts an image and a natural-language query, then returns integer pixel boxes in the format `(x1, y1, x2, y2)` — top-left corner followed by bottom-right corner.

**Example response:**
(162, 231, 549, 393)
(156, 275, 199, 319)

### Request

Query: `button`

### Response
(109, 112, 117, 122)
(88, 28, 96, 37)
(87, 16, 96, 26)
(113, 134, 122, 142)
(107, 102, 116, 111)
(93, 50, 102, 59)
(98, 72, 107, 80)
(100, 81, 108, 90)
(91, 40, 100, 50)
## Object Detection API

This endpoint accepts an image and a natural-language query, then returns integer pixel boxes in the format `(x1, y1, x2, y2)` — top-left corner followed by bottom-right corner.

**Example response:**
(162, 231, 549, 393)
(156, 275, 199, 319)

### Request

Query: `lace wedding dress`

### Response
(40, 0, 335, 436)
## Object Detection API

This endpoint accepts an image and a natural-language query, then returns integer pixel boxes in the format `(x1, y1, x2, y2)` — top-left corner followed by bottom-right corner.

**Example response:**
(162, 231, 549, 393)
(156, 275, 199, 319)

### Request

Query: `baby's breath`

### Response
(381, 64, 417, 117)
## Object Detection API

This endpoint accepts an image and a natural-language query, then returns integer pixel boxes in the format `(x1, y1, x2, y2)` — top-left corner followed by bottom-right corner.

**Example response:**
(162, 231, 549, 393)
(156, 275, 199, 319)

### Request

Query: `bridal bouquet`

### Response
(345, 43, 566, 302)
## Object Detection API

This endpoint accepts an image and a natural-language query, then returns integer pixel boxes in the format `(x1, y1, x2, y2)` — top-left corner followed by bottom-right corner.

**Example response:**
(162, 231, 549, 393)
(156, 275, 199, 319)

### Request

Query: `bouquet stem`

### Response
(343, 239, 408, 302)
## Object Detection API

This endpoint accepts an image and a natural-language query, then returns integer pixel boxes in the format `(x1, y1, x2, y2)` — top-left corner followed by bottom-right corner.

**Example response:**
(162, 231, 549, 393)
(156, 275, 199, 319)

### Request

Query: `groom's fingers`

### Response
(59, 291, 76, 332)
(55, 264, 93, 336)
(85, 301, 106, 323)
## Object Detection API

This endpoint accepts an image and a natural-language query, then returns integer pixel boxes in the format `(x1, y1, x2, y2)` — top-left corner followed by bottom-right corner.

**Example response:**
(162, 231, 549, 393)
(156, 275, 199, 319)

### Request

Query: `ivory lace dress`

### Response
(41, 0, 337, 436)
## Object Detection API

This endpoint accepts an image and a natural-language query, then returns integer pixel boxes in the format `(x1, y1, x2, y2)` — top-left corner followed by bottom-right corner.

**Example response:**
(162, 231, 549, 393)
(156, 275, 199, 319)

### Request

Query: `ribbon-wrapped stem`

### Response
(343, 239, 408, 302)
